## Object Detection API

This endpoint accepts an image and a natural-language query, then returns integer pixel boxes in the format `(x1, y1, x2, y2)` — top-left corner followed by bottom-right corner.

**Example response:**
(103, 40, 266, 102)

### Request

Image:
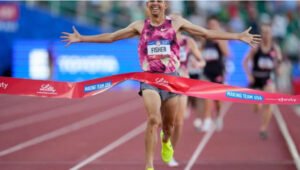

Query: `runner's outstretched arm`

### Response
(60, 21, 142, 46)
(176, 16, 261, 48)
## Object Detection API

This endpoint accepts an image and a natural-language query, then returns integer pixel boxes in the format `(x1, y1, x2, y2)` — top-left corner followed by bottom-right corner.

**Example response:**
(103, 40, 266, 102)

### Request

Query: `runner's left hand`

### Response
(239, 27, 261, 48)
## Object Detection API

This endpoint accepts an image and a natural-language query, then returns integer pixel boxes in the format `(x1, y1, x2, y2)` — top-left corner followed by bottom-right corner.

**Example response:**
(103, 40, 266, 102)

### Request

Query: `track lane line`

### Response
(0, 98, 141, 157)
(0, 102, 82, 131)
(70, 122, 146, 170)
(0, 95, 135, 131)
(184, 102, 232, 170)
(0, 98, 63, 117)
(274, 106, 300, 170)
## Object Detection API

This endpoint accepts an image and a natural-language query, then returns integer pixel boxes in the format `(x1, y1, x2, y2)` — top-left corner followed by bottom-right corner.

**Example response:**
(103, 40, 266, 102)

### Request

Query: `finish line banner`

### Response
(0, 72, 299, 105)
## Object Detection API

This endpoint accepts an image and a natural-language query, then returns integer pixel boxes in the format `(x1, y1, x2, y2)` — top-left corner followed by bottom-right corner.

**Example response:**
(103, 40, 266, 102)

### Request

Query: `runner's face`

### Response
(261, 25, 272, 42)
(207, 19, 220, 30)
(147, 0, 167, 17)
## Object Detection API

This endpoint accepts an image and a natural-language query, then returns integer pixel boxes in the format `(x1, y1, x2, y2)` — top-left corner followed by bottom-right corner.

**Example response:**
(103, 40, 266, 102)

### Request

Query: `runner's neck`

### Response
(261, 40, 273, 52)
(150, 14, 166, 27)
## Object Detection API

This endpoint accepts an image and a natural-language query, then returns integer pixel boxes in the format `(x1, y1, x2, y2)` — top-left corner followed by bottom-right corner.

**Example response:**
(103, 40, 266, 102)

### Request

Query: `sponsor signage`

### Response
(37, 84, 57, 95)
(226, 91, 264, 101)
(0, 82, 8, 89)
(84, 81, 112, 93)
(0, 4, 19, 32)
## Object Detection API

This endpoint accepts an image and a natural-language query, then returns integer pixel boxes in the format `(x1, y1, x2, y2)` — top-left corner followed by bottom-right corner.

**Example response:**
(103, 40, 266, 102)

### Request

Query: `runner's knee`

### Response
(175, 120, 184, 128)
(148, 114, 161, 127)
(175, 116, 184, 127)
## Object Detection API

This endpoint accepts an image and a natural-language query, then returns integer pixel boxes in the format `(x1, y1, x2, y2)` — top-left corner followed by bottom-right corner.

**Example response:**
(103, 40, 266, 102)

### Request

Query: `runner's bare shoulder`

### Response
(169, 14, 184, 31)
(169, 13, 183, 22)
(131, 20, 145, 34)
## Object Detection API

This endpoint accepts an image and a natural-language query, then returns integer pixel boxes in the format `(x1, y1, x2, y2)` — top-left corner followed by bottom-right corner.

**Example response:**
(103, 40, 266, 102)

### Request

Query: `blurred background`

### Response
(0, 1, 299, 94)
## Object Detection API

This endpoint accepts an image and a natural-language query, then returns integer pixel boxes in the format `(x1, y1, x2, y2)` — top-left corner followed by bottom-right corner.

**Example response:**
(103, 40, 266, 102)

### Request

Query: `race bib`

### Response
(147, 40, 171, 56)
(179, 46, 188, 62)
(202, 48, 219, 61)
(258, 57, 274, 69)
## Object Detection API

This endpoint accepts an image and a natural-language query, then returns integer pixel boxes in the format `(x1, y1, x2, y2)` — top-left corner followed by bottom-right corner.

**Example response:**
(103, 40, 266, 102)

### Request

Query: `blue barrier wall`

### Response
(13, 39, 142, 82)
(225, 40, 251, 87)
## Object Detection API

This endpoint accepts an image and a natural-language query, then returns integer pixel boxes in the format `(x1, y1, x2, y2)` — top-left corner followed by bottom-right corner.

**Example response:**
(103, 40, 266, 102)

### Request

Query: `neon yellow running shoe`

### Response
(160, 130, 174, 163)
(146, 168, 154, 170)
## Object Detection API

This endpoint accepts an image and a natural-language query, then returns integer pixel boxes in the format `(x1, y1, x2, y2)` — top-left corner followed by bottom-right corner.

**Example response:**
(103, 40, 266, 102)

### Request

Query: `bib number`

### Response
(258, 57, 274, 69)
(147, 40, 171, 56)
(203, 48, 219, 61)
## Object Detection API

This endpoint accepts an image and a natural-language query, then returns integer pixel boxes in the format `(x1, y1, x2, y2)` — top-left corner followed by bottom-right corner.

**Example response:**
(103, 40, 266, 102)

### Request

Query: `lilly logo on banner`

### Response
(155, 78, 169, 86)
(37, 84, 57, 95)
(84, 81, 112, 93)
(226, 91, 264, 101)
(0, 82, 8, 90)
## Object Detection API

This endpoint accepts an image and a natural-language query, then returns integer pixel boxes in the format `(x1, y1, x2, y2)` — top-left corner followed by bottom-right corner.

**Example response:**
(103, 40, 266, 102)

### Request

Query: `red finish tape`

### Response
(0, 72, 299, 105)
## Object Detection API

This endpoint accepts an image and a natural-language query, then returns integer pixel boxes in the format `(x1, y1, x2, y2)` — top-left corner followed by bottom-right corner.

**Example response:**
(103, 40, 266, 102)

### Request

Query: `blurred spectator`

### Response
(286, 11, 300, 38)
(245, 2, 259, 34)
(260, 13, 271, 24)
(227, 2, 245, 32)
(110, 2, 131, 29)
(196, 1, 221, 16)
(168, 0, 183, 14)
(283, 33, 300, 64)
(271, 14, 288, 46)
(183, 1, 197, 17)
(95, 1, 113, 32)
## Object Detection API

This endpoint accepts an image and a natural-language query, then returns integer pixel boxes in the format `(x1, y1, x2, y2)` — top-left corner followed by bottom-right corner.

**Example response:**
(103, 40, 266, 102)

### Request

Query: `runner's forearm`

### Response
(80, 33, 113, 43)
(205, 30, 240, 40)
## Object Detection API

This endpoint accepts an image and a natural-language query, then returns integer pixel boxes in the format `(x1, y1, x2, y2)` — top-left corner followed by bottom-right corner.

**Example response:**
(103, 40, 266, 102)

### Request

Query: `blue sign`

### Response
(12, 39, 142, 89)
(226, 91, 264, 101)
(84, 81, 112, 93)
(51, 39, 142, 82)
(12, 40, 50, 79)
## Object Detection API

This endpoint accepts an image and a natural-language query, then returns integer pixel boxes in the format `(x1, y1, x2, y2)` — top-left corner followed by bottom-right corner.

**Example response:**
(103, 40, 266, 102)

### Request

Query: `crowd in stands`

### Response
(29, 1, 299, 62)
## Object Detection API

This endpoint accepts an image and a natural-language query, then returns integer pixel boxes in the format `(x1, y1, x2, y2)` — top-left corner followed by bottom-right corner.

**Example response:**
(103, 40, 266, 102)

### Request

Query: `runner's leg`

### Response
(171, 95, 187, 148)
(142, 90, 162, 169)
(260, 82, 276, 138)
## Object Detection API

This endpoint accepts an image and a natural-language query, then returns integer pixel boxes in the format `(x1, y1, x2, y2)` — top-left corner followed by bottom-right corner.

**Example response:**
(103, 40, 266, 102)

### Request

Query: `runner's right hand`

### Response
(60, 26, 81, 46)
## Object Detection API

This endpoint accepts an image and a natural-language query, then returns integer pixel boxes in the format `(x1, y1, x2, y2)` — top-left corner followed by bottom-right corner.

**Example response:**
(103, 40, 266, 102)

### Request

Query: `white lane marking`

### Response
(70, 122, 146, 170)
(0, 102, 80, 131)
(184, 102, 232, 170)
(0, 98, 141, 157)
(0, 96, 133, 131)
(273, 106, 300, 170)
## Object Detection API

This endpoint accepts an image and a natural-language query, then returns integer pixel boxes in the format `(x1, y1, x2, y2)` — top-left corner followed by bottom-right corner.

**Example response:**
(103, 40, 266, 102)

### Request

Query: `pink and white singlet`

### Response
(138, 17, 180, 73)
